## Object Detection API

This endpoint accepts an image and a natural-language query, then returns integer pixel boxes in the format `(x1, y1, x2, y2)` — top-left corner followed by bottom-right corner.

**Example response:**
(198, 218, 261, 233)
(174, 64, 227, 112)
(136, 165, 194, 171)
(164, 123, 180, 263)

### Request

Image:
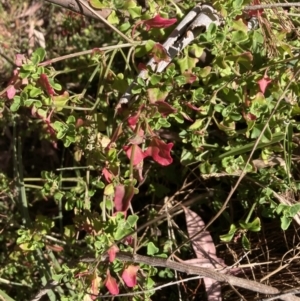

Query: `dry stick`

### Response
(44, 0, 111, 20)
(82, 251, 299, 298)
(115, 253, 300, 301)
(244, 3, 300, 10)
(45, 0, 132, 43)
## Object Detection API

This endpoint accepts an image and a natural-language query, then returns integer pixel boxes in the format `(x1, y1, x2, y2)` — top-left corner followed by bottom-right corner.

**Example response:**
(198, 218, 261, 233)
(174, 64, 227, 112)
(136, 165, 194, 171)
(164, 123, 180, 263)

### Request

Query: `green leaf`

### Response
(250, 124, 272, 143)
(147, 87, 168, 102)
(128, 6, 142, 19)
(114, 228, 132, 240)
(232, 19, 248, 33)
(127, 214, 138, 227)
(192, 87, 204, 101)
(112, 73, 128, 93)
(123, 0, 137, 9)
(107, 10, 119, 25)
(189, 119, 204, 130)
(233, 0, 244, 9)
(52, 92, 69, 111)
(11, 96, 21, 112)
(29, 87, 43, 97)
(188, 44, 204, 58)
(150, 74, 162, 85)
(104, 183, 114, 196)
(242, 234, 251, 250)
(89, 0, 109, 9)
(67, 115, 76, 124)
(119, 22, 131, 32)
(290, 204, 300, 217)
(147, 242, 159, 255)
(280, 215, 292, 230)
(31, 48, 46, 64)
(220, 224, 237, 242)
(158, 268, 174, 278)
(239, 217, 261, 232)
(177, 54, 198, 73)
(231, 31, 248, 43)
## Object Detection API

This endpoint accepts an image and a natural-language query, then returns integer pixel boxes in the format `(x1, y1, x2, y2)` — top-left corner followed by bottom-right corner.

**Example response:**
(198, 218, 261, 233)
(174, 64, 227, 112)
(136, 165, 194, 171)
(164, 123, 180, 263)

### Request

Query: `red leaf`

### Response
(153, 101, 177, 117)
(124, 145, 144, 166)
(15, 54, 26, 66)
(144, 15, 177, 30)
(38, 74, 55, 96)
(105, 270, 119, 295)
(6, 85, 16, 99)
(143, 137, 173, 166)
(128, 114, 139, 126)
(114, 184, 125, 212)
(102, 167, 113, 183)
(122, 265, 139, 288)
(75, 118, 85, 128)
(257, 74, 272, 94)
(90, 272, 101, 300)
(242, 111, 257, 121)
(131, 15, 176, 38)
(114, 184, 135, 213)
(183, 72, 197, 84)
(137, 63, 147, 71)
(150, 43, 170, 63)
(186, 103, 202, 111)
(107, 245, 119, 262)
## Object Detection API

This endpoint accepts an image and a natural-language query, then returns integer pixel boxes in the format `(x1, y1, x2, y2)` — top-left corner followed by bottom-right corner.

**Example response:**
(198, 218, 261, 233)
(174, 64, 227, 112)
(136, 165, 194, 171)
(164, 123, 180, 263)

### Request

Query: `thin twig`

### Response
(244, 3, 300, 10)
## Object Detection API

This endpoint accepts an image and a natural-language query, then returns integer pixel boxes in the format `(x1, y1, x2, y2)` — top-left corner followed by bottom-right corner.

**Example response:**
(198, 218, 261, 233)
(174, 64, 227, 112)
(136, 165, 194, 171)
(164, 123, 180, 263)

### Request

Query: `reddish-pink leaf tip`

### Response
(143, 137, 173, 166)
(105, 270, 119, 295)
(122, 265, 139, 287)
(144, 15, 177, 30)
(107, 245, 119, 262)
(124, 145, 144, 166)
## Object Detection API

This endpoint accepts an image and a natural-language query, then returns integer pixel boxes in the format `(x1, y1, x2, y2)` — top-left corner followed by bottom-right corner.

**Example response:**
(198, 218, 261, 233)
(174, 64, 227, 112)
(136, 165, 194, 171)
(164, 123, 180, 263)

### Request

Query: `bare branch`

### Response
(44, 0, 111, 20)
(245, 3, 300, 10)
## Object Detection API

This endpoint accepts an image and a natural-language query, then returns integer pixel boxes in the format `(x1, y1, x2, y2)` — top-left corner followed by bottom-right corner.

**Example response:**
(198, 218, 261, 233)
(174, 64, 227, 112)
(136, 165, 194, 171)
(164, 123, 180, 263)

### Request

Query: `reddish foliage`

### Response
(150, 43, 170, 63)
(153, 101, 177, 117)
(124, 145, 144, 166)
(75, 118, 85, 128)
(137, 63, 147, 71)
(114, 184, 135, 213)
(105, 270, 119, 295)
(90, 272, 101, 300)
(143, 137, 173, 166)
(257, 74, 272, 94)
(132, 14, 177, 37)
(183, 72, 197, 84)
(107, 245, 119, 262)
(143, 15, 177, 30)
(128, 114, 140, 127)
(38, 74, 55, 96)
(6, 85, 16, 99)
(122, 265, 139, 287)
(102, 167, 113, 183)
(15, 54, 26, 66)
(242, 111, 257, 121)
(186, 103, 202, 111)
